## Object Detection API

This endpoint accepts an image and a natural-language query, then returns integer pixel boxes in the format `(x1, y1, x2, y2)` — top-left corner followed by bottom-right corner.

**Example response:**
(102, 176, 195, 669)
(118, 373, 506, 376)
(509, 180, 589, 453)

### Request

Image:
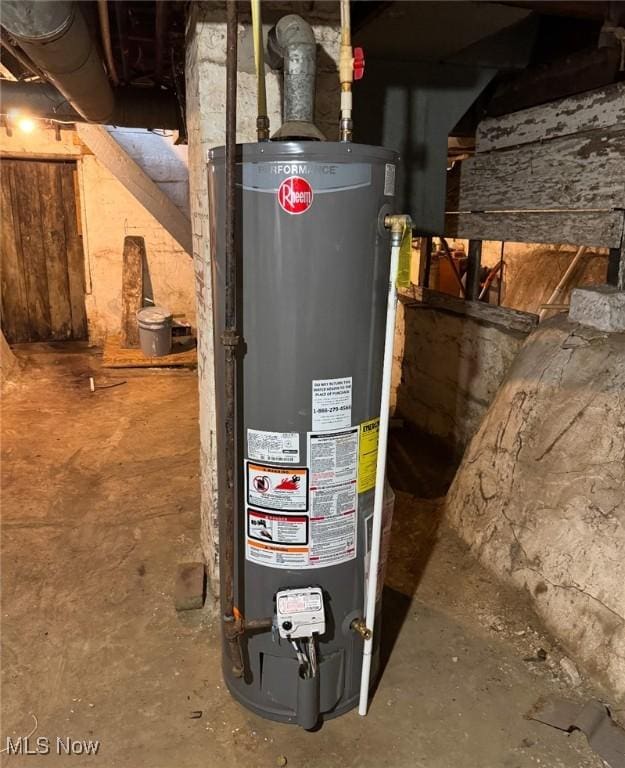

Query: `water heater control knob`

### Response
(276, 587, 325, 639)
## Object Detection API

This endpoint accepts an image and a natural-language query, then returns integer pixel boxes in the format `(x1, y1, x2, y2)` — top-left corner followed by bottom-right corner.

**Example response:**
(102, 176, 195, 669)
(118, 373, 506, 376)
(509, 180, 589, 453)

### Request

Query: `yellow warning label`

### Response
(358, 418, 380, 493)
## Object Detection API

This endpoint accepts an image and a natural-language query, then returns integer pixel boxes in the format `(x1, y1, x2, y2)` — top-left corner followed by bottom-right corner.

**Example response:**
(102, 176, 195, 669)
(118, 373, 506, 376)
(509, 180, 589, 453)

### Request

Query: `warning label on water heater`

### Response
(245, 428, 358, 569)
(307, 428, 358, 567)
(247, 508, 308, 545)
(312, 377, 352, 431)
(246, 463, 308, 511)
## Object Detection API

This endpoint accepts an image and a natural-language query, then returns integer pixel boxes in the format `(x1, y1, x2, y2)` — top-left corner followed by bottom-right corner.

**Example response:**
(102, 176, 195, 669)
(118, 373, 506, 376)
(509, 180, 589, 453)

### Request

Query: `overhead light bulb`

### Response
(18, 117, 36, 133)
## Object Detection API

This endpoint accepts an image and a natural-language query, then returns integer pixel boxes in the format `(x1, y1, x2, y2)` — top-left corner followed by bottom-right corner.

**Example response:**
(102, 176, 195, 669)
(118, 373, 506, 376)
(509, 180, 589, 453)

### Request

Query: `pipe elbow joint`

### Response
(266, 14, 324, 140)
(267, 14, 316, 66)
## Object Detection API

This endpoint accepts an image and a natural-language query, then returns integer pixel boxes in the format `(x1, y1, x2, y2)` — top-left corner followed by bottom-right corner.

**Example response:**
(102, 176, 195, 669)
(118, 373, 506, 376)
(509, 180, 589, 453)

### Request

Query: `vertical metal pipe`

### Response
(250, 0, 269, 140)
(221, 0, 243, 677)
(466, 239, 482, 300)
(339, 0, 353, 141)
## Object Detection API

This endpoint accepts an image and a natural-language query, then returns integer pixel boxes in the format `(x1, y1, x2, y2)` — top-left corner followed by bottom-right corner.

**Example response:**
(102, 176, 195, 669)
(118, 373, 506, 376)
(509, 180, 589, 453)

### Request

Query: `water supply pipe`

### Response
(359, 214, 412, 716)
(251, 0, 269, 140)
(266, 14, 324, 140)
(1, 0, 115, 123)
(339, 0, 353, 141)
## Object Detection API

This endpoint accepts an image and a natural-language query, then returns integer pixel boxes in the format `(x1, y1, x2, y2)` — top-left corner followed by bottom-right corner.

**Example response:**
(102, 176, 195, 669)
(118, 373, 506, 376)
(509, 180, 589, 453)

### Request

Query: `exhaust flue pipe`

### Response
(1, 1, 115, 123)
(266, 14, 325, 141)
(0, 81, 181, 131)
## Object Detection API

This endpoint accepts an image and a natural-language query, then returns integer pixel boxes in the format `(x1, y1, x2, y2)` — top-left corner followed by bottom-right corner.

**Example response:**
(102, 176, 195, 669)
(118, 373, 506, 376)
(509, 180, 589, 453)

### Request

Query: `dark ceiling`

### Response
(0, 1, 623, 133)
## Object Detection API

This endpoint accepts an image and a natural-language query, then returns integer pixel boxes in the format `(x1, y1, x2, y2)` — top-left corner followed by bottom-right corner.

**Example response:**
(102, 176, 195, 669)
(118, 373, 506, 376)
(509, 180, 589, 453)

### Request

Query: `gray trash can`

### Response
(137, 305, 172, 357)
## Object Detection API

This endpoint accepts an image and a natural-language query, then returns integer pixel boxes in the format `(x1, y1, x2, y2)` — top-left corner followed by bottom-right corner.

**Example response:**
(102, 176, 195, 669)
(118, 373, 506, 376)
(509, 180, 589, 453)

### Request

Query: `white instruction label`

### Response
(312, 377, 352, 431)
(307, 428, 359, 567)
(247, 428, 300, 464)
(247, 507, 308, 545)
(384, 163, 396, 196)
(309, 427, 359, 487)
(309, 511, 357, 567)
(247, 537, 309, 568)
(246, 463, 308, 511)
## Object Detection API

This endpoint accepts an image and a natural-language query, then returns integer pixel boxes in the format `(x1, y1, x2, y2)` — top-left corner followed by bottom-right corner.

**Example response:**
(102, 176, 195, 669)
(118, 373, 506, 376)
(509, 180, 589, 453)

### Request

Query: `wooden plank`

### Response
(12, 161, 52, 341)
(102, 334, 197, 368)
(37, 163, 72, 340)
(120, 236, 145, 348)
(399, 287, 538, 335)
(60, 164, 88, 340)
(0, 152, 81, 162)
(0, 162, 30, 343)
(76, 124, 192, 255)
(479, 82, 625, 152)
(454, 125, 625, 212)
(486, 46, 622, 119)
(445, 210, 624, 249)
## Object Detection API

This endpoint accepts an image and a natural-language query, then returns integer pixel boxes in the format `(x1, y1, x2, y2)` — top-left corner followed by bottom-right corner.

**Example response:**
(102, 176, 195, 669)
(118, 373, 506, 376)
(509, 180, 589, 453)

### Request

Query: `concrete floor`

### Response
(1, 345, 605, 767)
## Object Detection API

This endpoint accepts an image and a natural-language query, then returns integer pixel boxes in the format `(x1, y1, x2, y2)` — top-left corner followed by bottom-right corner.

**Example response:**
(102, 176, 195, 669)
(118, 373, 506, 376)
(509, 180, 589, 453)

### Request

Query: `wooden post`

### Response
(420, 236, 433, 288)
(466, 239, 482, 300)
(607, 245, 625, 290)
(120, 236, 145, 348)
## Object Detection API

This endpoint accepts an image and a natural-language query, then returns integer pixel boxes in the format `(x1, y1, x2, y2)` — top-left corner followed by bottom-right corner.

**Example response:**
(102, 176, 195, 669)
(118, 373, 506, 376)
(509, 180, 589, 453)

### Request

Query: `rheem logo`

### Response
(277, 176, 313, 215)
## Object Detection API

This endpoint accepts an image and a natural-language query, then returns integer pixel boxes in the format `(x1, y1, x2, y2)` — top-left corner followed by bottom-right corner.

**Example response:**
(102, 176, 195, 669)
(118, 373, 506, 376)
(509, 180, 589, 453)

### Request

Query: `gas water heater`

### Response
(207, 7, 406, 729)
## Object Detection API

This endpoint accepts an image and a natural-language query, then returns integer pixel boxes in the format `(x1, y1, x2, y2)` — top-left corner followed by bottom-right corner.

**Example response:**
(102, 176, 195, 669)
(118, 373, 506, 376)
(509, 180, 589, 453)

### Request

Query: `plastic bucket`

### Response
(137, 306, 173, 357)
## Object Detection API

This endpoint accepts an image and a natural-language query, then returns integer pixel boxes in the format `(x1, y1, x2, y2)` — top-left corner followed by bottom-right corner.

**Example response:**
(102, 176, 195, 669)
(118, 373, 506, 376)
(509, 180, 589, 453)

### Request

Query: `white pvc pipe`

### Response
(358, 226, 403, 716)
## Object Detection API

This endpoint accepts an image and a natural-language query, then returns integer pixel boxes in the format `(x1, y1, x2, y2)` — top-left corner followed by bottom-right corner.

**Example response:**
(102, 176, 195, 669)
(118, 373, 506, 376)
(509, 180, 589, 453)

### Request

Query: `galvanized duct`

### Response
(0, 81, 181, 130)
(266, 14, 325, 141)
(1, 0, 115, 123)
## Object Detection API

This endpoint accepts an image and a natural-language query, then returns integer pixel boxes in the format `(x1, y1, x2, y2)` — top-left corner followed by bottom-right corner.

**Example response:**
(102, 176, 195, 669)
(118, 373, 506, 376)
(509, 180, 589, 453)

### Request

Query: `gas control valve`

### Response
(275, 587, 325, 639)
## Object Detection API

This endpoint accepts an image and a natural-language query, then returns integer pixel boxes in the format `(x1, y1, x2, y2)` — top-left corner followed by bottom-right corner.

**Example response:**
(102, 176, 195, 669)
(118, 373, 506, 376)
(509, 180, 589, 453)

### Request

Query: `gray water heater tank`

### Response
(208, 141, 398, 726)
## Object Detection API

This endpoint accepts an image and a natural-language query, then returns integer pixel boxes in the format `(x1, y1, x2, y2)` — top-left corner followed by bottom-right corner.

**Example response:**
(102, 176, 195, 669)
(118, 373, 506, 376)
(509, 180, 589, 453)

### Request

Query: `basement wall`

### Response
(186, 3, 340, 587)
(392, 296, 534, 457)
(0, 125, 195, 344)
(446, 317, 625, 701)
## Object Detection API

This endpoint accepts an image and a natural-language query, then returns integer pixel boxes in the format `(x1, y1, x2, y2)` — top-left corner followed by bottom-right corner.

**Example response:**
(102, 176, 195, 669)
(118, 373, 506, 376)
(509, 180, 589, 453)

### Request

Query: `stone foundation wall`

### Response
(394, 297, 531, 456)
(445, 316, 625, 701)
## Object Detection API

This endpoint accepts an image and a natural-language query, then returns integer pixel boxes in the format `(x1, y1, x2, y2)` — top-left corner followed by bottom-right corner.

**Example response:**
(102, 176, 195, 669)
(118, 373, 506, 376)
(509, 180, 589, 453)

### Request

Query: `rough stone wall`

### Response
(0, 125, 195, 344)
(445, 316, 625, 701)
(185, 3, 340, 588)
(394, 302, 529, 456)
